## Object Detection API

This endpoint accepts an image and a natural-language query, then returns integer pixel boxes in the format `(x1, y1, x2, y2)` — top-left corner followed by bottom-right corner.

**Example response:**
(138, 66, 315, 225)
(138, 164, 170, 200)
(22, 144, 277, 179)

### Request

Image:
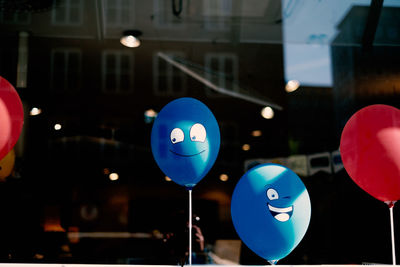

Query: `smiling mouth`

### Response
(268, 204, 293, 222)
(169, 149, 206, 157)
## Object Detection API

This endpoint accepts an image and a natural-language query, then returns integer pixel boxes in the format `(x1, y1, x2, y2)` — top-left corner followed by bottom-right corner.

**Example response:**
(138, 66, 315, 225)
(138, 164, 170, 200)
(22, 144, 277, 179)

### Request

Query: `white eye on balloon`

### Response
(170, 128, 184, 144)
(267, 188, 279, 200)
(190, 123, 206, 142)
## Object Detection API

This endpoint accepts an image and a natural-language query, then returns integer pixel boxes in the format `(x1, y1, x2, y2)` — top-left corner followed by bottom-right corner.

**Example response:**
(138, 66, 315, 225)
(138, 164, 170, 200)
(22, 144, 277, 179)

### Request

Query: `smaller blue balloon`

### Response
(151, 97, 220, 188)
(231, 163, 311, 262)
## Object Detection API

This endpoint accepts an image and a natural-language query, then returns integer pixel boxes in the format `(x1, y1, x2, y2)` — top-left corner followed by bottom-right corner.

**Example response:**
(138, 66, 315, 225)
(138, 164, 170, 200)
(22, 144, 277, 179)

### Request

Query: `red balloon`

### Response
(340, 104, 400, 202)
(0, 77, 24, 160)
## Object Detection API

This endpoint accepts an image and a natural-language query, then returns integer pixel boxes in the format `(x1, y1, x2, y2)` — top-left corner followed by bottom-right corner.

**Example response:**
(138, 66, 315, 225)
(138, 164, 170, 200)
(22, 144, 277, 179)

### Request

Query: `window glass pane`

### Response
(55, 8, 66, 23)
(106, 54, 116, 71)
(68, 53, 79, 70)
(2, 12, 14, 23)
(121, 0, 129, 7)
(52, 51, 66, 90)
(210, 57, 219, 71)
(70, 0, 80, 6)
(158, 59, 166, 72)
(120, 55, 130, 71)
(224, 58, 233, 74)
(107, 9, 116, 24)
(67, 71, 79, 90)
(172, 74, 182, 92)
(16, 13, 30, 23)
(106, 0, 117, 8)
(120, 9, 130, 24)
(158, 76, 167, 92)
(69, 7, 80, 23)
(10, 1, 400, 264)
(105, 73, 116, 90)
(119, 74, 130, 91)
(67, 53, 80, 90)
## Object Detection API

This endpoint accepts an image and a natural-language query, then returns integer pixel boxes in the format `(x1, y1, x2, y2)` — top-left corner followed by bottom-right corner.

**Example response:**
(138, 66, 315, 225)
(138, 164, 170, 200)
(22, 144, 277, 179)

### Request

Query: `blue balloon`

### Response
(151, 97, 220, 188)
(231, 163, 311, 263)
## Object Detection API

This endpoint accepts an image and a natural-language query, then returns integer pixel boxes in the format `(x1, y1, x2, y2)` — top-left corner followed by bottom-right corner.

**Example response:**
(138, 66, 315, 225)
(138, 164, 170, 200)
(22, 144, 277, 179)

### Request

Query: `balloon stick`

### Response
(386, 201, 396, 265)
(189, 189, 192, 266)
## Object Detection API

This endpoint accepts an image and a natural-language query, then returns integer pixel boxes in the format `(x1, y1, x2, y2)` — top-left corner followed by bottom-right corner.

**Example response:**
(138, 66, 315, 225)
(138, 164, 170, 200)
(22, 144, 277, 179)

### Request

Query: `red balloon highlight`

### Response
(0, 77, 24, 160)
(340, 104, 400, 202)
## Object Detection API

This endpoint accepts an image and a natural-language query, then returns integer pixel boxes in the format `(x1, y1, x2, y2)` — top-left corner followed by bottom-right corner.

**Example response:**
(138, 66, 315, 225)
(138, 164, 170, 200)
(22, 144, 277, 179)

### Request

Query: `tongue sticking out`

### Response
(268, 204, 293, 222)
(274, 213, 290, 222)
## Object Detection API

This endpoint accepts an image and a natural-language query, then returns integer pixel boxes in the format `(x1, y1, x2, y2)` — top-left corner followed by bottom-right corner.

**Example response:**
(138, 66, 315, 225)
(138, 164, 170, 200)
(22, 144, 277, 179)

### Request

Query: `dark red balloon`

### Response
(0, 77, 23, 160)
(340, 104, 400, 202)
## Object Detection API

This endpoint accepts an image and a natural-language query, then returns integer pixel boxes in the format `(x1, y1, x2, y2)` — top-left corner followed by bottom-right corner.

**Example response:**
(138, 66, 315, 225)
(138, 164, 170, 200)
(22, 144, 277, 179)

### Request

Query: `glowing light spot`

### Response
(285, 80, 300, 93)
(165, 176, 172, 182)
(220, 174, 229, 182)
(30, 107, 42, 116)
(120, 35, 140, 48)
(109, 173, 119, 181)
(145, 109, 157, 118)
(54, 124, 62, 130)
(144, 109, 158, 123)
(261, 107, 274, 119)
(251, 130, 262, 137)
(242, 144, 250, 151)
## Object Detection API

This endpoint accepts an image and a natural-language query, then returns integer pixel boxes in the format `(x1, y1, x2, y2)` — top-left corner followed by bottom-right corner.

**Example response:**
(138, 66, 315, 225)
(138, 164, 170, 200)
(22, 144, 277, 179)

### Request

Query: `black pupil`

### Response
(172, 138, 176, 142)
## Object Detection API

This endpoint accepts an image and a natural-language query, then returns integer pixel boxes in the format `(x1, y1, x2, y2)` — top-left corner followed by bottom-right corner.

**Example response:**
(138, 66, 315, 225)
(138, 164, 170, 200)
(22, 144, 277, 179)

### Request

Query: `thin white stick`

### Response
(189, 189, 193, 266)
(389, 204, 396, 265)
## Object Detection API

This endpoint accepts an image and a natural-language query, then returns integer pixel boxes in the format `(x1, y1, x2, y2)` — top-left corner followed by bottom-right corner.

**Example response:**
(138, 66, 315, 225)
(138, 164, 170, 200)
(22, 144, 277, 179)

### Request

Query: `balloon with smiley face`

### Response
(151, 97, 220, 188)
(231, 163, 311, 263)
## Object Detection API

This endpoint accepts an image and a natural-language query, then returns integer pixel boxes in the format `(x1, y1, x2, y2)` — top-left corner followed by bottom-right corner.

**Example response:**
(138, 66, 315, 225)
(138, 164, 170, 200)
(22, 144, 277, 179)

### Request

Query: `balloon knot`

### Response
(385, 201, 397, 208)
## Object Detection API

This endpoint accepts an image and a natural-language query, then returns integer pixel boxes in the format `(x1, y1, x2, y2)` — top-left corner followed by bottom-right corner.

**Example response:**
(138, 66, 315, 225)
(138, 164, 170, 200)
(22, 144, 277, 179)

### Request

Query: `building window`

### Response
(203, 0, 232, 31)
(104, 0, 133, 27)
(50, 49, 82, 92)
(153, 0, 185, 29)
(153, 52, 187, 96)
(102, 50, 133, 93)
(0, 11, 31, 24)
(52, 0, 83, 26)
(204, 53, 238, 97)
